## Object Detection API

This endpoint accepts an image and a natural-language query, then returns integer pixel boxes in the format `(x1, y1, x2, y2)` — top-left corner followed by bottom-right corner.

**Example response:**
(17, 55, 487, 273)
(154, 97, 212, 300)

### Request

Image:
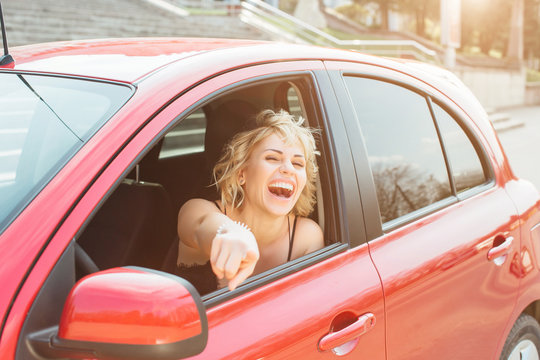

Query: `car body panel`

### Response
(368, 188, 521, 359)
(500, 178, 540, 356)
(197, 246, 385, 359)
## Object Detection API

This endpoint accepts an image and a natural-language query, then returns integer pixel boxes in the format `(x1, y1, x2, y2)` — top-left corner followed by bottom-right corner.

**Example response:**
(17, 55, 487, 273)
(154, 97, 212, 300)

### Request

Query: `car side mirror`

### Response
(28, 267, 208, 359)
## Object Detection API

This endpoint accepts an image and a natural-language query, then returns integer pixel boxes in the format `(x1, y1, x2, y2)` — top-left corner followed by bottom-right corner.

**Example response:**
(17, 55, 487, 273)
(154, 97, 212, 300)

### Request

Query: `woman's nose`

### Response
(279, 160, 294, 174)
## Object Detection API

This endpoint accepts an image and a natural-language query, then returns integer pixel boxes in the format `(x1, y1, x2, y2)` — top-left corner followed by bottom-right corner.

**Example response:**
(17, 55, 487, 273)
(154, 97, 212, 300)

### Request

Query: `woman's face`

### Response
(240, 133, 307, 217)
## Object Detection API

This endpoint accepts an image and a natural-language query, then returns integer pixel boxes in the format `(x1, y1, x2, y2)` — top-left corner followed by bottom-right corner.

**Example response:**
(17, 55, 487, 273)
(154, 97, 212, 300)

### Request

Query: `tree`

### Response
(461, 0, 513, 55)
(350, 0, 438, 37)
(524, 0, 540, 65)
(352, 0, 398, 30)
(399, 0, 439, 37)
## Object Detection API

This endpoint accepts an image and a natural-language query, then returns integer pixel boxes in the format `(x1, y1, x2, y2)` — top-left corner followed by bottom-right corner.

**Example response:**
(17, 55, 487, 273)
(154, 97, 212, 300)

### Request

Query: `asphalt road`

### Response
(497, 106, 540, 190)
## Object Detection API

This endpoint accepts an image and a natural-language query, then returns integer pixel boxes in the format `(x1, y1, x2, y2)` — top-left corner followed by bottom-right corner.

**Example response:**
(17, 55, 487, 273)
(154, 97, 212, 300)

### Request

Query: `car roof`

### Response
(8, 37, 268, 82)
(7, 37, 453, 86)
(6, 37, 488, 130)
(8, 37, 465, 85)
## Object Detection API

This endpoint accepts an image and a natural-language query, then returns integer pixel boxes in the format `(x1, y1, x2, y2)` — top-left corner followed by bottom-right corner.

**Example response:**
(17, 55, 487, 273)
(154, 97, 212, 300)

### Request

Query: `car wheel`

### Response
(501, 314, 540, 360)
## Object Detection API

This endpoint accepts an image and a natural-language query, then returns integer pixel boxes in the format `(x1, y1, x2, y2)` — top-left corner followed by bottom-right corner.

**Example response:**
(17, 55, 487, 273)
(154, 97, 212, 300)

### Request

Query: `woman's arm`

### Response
(177, 199, 229, 255)
(177, 199, 259, 290)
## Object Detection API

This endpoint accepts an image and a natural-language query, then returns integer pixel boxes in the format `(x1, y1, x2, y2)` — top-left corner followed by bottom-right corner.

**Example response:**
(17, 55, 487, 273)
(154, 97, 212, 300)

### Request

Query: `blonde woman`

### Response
(176, 109, 324, 294)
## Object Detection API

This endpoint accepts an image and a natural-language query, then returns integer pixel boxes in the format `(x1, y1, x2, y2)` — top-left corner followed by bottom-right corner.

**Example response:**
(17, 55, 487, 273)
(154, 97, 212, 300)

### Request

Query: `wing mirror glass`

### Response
(29, 267, 207, 359)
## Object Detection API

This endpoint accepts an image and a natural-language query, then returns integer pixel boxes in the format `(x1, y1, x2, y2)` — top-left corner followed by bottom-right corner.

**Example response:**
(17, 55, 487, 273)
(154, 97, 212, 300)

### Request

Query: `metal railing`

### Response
(240, 0, 440, 63)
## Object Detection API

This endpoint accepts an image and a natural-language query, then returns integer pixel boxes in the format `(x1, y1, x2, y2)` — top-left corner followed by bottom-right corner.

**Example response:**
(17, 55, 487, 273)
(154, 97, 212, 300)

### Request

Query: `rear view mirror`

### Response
(29, 267, 207, 359)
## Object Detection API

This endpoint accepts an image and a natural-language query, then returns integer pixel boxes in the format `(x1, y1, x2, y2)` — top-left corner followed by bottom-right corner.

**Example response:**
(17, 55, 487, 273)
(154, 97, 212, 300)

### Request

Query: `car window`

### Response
(286, 85, 305, 119)
(159, 108, 206, 158)
(431, 102, 488, 193)
(0, 73, 132, 233)
(343, 76, 452, 224)
(75, 75, 339, 298)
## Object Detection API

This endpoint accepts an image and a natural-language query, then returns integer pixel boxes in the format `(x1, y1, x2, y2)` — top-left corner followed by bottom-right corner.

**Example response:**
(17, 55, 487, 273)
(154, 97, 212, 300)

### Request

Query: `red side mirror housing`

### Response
(29, 267, 207, 359)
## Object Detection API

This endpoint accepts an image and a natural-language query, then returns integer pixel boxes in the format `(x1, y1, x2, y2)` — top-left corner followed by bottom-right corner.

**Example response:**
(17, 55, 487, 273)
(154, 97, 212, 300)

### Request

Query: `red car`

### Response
(1, 36, 540, 360)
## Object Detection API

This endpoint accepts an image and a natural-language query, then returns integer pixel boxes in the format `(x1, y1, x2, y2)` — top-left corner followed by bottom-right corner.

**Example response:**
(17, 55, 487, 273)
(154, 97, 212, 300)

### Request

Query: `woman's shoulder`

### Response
(294, 216, 321, 232)
(293, 216, 324, 255)
(182, 198, 217, 209)
(179, 198, 221, 215)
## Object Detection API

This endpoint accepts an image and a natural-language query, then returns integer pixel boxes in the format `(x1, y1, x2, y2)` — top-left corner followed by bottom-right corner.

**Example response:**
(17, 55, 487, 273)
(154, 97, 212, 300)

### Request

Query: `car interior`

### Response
(74, 76, 336, 295)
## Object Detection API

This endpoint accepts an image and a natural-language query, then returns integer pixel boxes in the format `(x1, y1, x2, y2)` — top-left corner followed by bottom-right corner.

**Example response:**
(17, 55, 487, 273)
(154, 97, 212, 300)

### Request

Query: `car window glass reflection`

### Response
(344, 76, 452, 223)
(287, 86, 304, 119)
(432, 102, 488, 192)
(0, 73, 132, 233)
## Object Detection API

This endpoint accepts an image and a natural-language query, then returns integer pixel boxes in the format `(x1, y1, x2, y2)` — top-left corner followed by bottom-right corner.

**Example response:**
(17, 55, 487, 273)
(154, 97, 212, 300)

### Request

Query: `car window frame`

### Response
(326, 65, 495, 238)
(68, 67, 354, 308)
(163, 72, 351, 306)
(428, 97, 495, 201)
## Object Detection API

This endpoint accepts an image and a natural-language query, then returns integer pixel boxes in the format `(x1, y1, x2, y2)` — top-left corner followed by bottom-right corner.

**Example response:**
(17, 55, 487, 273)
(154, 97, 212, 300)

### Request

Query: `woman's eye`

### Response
(293, 162, 305, 168)
(265, 156, 278, 161)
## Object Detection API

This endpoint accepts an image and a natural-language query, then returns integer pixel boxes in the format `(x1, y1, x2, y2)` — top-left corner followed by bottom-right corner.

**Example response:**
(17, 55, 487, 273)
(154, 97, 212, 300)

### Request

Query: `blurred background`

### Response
(2, 0, 540, 186)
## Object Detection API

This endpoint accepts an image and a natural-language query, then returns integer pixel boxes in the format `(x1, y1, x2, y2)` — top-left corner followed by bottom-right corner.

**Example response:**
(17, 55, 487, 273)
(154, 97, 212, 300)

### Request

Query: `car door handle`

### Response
(487, 236, 514, 262)
(318, 313, 376, 352)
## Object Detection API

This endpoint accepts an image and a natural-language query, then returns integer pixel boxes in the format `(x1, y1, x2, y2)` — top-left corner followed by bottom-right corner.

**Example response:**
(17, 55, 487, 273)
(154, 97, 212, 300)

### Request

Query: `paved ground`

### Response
(497, 106, 540, 190)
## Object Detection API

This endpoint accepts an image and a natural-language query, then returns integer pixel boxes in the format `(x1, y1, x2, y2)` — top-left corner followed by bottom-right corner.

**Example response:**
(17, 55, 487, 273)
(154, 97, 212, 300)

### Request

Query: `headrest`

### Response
(204, 99, 258, 167)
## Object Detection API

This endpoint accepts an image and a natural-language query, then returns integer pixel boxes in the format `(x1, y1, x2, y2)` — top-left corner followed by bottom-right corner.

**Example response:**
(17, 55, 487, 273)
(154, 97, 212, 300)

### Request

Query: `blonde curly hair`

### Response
(213, 109, 319, 217)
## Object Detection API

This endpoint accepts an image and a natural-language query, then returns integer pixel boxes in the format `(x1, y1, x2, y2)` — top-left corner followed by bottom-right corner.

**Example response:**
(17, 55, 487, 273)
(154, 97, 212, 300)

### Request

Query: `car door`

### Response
(182, 67, 386, 360)
(326, 60, 521, 359)
(11, 62, 386, 359)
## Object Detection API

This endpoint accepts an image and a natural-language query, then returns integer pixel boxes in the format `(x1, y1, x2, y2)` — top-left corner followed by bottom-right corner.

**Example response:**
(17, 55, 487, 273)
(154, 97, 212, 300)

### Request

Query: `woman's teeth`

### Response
(269, 182, 294, 197)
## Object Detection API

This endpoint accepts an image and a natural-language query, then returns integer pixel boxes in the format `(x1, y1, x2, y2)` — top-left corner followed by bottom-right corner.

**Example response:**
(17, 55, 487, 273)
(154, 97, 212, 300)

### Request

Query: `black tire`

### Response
(500, 314, 540, 360)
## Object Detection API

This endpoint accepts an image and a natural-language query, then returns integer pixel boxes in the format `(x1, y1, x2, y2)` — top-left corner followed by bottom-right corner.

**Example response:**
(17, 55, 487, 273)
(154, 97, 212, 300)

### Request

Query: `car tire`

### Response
(500, 314, 540, 360)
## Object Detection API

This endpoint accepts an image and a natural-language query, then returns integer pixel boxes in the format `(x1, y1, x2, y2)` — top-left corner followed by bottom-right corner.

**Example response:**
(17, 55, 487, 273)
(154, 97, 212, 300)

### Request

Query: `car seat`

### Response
(199, 99, 258, 200)
(77, 173, 175, 272)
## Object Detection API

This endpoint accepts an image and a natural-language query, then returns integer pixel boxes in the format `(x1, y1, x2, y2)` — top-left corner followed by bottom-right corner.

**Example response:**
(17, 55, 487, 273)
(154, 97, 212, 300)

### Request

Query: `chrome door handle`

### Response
(487, 236, 514, 262)
(318, 313, 376, 352)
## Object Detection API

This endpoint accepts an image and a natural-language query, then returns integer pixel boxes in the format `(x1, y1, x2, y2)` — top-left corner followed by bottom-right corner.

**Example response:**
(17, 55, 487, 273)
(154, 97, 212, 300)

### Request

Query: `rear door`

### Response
(326, 60, 520, 359)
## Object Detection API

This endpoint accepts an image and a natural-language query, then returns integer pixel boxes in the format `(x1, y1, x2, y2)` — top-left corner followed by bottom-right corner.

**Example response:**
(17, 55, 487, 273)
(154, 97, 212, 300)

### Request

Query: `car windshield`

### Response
(0, 73, 133, 233)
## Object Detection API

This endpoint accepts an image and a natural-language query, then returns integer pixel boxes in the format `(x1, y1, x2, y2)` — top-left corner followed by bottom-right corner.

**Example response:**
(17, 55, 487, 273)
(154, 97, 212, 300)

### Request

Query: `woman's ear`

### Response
(238, 169, 246, 186)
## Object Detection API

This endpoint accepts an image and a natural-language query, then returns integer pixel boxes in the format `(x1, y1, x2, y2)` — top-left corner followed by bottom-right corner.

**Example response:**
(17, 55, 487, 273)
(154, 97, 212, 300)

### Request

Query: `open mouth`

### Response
(268, 182, 294, 199)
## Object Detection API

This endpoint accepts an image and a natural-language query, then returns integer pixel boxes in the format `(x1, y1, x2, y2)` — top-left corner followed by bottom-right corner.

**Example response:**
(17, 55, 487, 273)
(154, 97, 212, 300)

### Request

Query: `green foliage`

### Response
(524, 0, 540, 59)
(399, 0, 439, 37)
(460, 0, 540, 60)
(334, 3, 371, 26)
(323, 27, 380, 40)
(279, 0, 298, 14)
(334, 0, 540, 63)
(350, 0, 399, 29)
(461, 0, 513, 55)
(343, 0, 438, 35)
(186, 8, 228, 15)
(527, 68, 540, 82)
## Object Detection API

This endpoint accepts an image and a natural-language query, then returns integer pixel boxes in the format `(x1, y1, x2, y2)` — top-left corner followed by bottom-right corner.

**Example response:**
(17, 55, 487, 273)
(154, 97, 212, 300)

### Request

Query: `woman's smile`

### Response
(242, 133, 307, 215)
(268, 180, 295, 199)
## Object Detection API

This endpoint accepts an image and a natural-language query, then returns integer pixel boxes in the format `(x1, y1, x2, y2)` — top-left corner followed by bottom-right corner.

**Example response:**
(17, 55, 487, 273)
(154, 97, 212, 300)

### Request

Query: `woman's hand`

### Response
(210, 222, 260, 291)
